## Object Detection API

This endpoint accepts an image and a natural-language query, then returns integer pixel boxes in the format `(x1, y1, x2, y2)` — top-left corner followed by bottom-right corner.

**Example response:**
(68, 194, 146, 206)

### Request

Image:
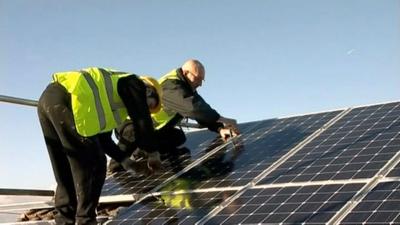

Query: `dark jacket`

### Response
(161, 68, 224, 132)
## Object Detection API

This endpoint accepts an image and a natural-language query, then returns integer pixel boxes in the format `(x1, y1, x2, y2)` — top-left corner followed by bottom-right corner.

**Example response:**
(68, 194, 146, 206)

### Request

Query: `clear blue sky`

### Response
(0, 0, 399, 189)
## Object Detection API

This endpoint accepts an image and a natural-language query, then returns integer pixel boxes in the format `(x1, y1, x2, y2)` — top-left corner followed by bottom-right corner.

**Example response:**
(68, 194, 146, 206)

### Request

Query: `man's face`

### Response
(186, 70, 205, 90)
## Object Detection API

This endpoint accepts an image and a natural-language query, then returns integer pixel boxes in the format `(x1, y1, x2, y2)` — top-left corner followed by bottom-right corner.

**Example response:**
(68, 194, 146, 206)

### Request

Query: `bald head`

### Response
(182, 59, 205, 90)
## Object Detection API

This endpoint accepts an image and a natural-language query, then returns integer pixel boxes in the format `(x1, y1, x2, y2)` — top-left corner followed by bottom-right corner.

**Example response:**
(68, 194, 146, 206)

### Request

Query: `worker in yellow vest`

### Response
(37, 67, 163, 225)
(108, 59, 239, 173)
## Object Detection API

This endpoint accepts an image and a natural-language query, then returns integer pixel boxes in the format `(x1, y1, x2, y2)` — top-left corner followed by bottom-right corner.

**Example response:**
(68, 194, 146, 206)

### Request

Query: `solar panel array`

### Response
(102, 110, 341, 195)
(13, 102, 398, 225)
(100, 101, 400, 225)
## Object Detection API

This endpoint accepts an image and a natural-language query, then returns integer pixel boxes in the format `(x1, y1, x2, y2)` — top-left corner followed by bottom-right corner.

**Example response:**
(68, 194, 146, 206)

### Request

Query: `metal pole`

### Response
(0, 95, 38, 107)
(0, 189, 54, 197)
(0, 94, 202, 128)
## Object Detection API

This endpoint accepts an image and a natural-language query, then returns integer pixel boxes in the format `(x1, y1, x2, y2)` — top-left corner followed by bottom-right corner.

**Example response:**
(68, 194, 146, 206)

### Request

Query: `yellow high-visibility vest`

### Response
(151, 69, 181, 130)
(52, 67, 131, 137)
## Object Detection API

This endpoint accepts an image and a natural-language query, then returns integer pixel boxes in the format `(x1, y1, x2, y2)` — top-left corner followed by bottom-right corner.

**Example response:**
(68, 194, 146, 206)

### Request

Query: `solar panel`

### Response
(100, 110, 343, 224)
(172, 111, 341, 190)
(205, 183, 364, 224)
(101, 119, 277, 196)
(260, 102, 400, 184)
(340, 181, 400, 224)
(104, 190, 237, 225)
(102, 134, 226, 196)
(101, 111, 340, 196)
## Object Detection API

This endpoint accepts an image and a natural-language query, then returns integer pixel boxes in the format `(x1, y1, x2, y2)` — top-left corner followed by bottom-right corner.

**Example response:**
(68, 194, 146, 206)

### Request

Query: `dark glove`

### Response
(120, 157, 151, 176)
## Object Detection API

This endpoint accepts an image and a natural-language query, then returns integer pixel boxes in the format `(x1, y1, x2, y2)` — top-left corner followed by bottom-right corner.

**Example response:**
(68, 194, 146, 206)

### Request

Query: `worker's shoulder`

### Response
(161, 77, 188, 89)
(116, 74, 144, 91)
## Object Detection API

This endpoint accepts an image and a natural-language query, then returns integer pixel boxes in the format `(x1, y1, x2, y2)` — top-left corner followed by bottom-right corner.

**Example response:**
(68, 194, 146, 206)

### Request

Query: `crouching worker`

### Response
(37, 67, 163, 225)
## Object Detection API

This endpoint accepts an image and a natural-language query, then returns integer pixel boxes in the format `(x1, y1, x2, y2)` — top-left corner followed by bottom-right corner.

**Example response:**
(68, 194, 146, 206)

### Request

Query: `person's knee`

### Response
(174, 129, 186, 146)
(177, 130, 186, 146)
(156, 127, 186, 148)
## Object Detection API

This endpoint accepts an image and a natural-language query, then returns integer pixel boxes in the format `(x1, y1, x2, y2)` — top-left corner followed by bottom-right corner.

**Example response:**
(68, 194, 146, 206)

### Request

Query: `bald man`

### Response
(152, 59, 239, 135)
(108, 59, 239, 173)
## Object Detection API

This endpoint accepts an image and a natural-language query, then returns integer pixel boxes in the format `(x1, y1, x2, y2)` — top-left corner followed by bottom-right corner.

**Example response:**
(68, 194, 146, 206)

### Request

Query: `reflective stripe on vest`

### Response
(97, 68, 126, 125)
(152, 69, 180, 130)
(52, 67, 130, 137)
(80, 71, 107, 130)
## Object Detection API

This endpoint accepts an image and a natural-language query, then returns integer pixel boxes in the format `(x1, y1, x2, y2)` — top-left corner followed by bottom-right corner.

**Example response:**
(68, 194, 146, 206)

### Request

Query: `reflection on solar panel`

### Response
(106, 190, 236, 225)
(97, 102, 400, 224)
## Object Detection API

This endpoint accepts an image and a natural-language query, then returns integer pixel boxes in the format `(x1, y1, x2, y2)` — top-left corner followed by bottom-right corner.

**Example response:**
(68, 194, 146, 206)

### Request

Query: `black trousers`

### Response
(37, 83, 107, 225)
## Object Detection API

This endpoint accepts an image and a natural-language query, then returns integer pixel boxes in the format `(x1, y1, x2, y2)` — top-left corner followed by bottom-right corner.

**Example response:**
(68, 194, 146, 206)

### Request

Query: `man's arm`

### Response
(162, 79, 221, 127)
(98, 132, 152, 175)
(163, 78, 240, 140)
(117, 75, 159, 153)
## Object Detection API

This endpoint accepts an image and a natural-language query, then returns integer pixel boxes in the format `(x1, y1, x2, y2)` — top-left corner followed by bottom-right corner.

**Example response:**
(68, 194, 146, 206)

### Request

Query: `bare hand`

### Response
(218, 116, 240, 132)
(219, 127, 239, 142)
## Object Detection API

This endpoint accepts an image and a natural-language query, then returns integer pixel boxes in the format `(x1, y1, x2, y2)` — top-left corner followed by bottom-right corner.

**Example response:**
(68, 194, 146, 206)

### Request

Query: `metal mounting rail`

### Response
(0, 201, 54, 212)
(0, 94, 201, 128)
(0, 95, 38, 107)
(0, 189, 54, 197)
